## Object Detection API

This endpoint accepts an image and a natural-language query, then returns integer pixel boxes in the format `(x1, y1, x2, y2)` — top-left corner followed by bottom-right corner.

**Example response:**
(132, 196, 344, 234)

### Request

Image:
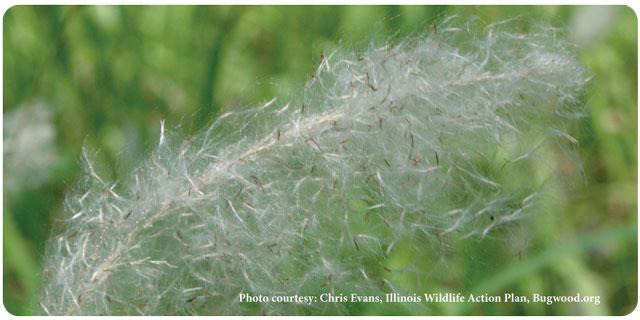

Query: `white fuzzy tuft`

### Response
(40, 19, 587, 315)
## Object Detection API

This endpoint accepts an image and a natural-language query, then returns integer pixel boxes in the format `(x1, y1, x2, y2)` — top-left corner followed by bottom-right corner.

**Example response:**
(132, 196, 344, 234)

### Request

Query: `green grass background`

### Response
(3, 5, 637, 315)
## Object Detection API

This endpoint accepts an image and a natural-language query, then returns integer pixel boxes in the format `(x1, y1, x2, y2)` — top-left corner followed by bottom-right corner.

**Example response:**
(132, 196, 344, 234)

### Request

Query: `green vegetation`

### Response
(3, 5, 637, 315)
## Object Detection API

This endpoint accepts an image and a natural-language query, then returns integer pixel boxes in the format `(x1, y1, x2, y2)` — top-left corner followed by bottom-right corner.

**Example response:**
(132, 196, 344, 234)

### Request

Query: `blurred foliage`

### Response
(3, 5, 637, 315)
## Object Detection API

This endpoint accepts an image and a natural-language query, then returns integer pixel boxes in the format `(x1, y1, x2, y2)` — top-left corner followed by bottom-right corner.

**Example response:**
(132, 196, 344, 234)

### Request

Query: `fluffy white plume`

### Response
(40, 18, 587, 315)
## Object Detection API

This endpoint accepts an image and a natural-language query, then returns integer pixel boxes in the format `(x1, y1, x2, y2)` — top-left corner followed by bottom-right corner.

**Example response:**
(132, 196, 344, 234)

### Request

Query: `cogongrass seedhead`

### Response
(40, 17, 587, 315)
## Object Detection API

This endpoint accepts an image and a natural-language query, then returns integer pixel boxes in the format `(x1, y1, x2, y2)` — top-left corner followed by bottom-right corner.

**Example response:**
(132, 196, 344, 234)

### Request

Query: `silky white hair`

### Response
(40, 18, 587, 315)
